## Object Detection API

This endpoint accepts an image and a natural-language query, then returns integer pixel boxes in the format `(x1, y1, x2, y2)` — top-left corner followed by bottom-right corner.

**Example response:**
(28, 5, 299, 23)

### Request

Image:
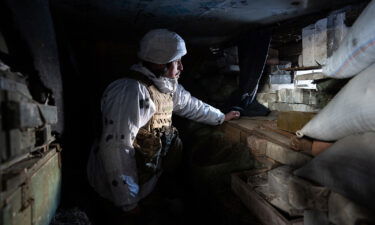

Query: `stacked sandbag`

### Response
(294, 132, 375, 212)
(323, 0, 375, 78)
(296, 63, 375, 141)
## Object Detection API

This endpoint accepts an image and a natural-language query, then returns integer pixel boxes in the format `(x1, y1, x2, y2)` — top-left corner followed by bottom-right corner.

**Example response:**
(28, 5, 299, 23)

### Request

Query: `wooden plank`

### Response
(231, 172, 304, 225)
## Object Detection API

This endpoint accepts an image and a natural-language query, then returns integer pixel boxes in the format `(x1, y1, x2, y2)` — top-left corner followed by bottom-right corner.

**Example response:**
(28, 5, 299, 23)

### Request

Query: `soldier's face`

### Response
(165, 59, 183, 79)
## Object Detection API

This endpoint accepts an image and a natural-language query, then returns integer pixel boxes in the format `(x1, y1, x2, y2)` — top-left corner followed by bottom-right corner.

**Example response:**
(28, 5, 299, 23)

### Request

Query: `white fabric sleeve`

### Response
(173, 84, 225, 125)
(98, 78, 155, 209)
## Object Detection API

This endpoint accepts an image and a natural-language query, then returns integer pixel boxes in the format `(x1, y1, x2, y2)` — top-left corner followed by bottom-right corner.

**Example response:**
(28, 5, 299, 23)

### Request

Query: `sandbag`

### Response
(294, 132, 375, 211)
(322, 0, 375, 78)
(296, 63, 375, 141)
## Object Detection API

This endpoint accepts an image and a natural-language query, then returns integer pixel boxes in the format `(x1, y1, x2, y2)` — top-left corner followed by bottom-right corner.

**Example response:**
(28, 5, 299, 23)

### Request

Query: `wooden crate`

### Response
(231, 170, 303, 225)
(1, 148, 61, 225)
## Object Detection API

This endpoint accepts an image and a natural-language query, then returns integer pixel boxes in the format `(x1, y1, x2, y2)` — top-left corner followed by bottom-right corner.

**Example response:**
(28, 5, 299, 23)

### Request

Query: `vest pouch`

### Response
(133, 128, 162, 159)
(134, 128, 163, 184)
(134, 127, 178, 185)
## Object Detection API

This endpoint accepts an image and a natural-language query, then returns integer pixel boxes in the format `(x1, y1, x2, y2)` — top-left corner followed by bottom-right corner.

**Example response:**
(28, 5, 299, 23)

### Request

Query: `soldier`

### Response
(87, 29, 240, 220)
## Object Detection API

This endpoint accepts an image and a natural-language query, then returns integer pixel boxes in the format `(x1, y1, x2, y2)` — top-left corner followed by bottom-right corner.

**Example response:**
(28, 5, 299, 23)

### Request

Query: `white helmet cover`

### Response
(138, 29, 187, 64)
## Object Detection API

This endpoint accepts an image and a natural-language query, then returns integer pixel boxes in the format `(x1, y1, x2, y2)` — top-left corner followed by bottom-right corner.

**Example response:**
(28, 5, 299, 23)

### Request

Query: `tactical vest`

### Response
(145, 85, 173, 130)
(126, 71, 177, 185)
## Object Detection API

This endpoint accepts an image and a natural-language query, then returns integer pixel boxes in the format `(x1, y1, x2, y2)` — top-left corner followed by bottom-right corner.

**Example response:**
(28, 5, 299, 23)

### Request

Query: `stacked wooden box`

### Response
(0, 64, 61, 225)
(224, 116, 374, 225)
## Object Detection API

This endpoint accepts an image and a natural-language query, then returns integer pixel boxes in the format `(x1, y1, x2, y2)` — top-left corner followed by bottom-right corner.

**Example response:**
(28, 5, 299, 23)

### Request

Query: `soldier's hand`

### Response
(224, 111, 240, 121)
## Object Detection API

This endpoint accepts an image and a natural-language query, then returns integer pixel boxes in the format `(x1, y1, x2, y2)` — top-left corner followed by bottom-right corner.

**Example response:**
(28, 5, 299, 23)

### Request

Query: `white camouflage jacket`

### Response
(87, 63, 225, 211)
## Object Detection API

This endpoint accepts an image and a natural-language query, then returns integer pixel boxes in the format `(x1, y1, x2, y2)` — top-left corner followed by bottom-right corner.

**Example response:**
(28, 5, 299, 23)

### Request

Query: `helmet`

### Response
(138, 29, 187, 64)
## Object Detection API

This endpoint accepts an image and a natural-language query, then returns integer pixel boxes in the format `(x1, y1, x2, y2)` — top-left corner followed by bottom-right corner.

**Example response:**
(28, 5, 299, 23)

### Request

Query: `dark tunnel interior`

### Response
(0, 0, 372, 224)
